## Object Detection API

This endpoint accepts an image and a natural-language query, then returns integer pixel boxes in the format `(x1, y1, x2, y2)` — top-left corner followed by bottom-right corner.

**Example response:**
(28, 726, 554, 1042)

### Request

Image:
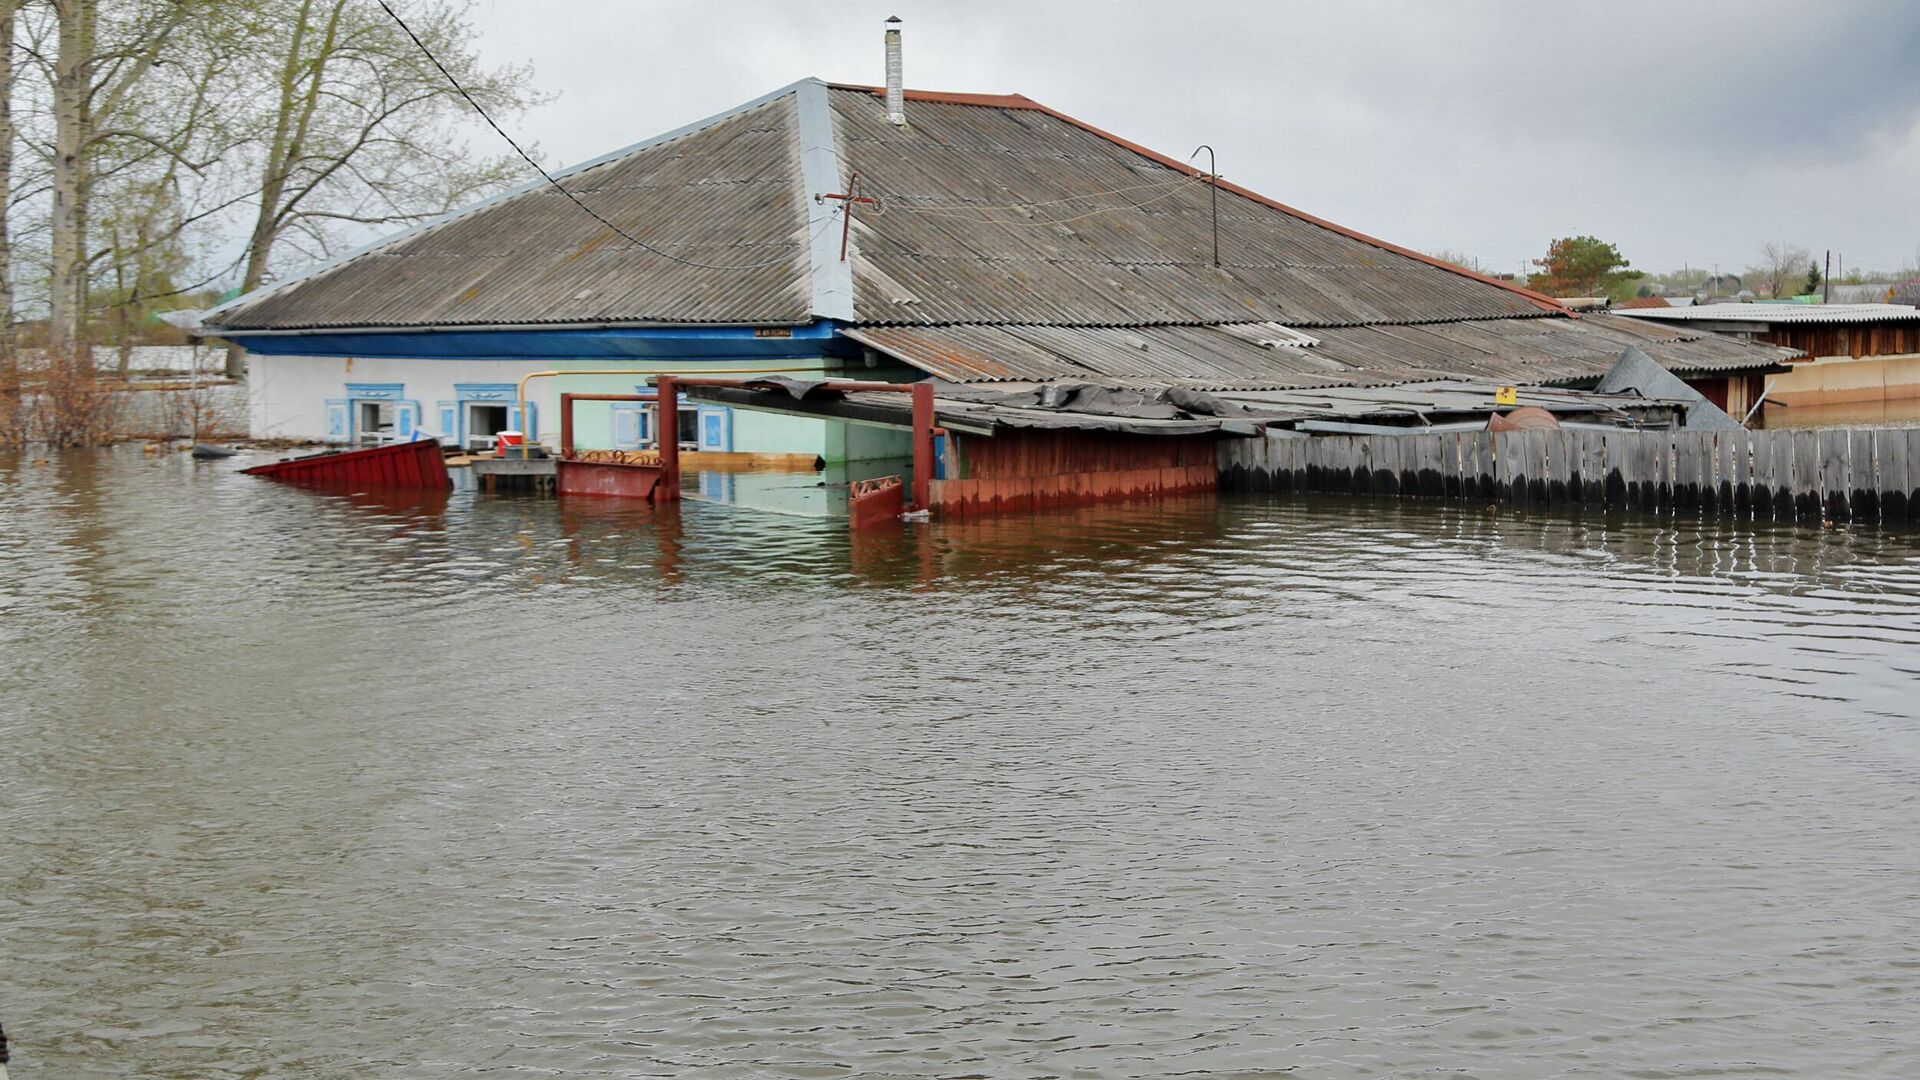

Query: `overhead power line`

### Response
(372, 0, 808, 272)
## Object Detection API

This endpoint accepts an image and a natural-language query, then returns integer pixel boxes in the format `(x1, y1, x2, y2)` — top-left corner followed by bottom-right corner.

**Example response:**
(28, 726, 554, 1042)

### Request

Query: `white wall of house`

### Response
(248, 354, 563, 445)
(244, 352, 899, 459)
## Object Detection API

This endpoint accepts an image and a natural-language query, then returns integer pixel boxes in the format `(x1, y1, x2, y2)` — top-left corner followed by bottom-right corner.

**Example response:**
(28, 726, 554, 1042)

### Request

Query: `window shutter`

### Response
(325, 400, 350, 443)
(697, 406, 732, 451)
(611, 405, 643, 450)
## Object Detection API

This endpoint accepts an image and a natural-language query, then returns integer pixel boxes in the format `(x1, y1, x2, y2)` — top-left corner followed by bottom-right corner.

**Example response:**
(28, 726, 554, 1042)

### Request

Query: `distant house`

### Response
(199, 78, 1795, 451)
(1614, 295, 1671, 310)
(1615, 303, 1920, 407)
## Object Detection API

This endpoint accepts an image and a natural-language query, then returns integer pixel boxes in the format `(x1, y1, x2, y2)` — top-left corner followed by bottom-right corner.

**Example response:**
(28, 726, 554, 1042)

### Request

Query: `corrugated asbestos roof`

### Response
(207, 88, 818, 330)
(827, 87, 1552, 327)
(843, 313, 1788, 391)
(1614, 302, 1920, 325)
(202, 78, 1797, 386)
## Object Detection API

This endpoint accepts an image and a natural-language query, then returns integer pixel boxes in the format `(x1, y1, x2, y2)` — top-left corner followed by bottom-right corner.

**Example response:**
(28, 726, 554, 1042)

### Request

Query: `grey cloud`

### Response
(465, 0, 1920, 273)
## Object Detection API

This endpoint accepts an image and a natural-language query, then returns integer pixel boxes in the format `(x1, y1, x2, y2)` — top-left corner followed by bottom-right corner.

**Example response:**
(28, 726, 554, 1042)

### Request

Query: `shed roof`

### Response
(844, 313, 1790, 390)
(1615, 302, 1920, 325)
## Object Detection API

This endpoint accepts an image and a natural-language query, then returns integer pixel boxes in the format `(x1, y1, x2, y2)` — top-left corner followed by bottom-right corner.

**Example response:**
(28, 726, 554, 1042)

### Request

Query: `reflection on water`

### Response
(3, 448, 1919, 1079)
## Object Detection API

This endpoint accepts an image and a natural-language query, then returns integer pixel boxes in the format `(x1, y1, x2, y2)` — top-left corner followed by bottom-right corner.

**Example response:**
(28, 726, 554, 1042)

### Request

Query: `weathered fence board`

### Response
(1220, 427, 1920, 526)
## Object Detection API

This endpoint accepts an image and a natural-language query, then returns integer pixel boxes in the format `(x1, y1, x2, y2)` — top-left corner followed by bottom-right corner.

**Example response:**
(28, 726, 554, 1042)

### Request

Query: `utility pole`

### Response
(1825, 249, 1832, 303)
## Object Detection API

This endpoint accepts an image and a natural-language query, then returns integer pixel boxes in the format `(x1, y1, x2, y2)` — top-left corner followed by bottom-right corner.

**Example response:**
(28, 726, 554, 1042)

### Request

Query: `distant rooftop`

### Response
(1614, 302, 1920, 325)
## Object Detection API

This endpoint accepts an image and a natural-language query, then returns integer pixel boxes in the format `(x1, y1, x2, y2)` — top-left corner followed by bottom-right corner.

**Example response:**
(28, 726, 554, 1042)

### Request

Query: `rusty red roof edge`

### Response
(830, 82, 1571, 321)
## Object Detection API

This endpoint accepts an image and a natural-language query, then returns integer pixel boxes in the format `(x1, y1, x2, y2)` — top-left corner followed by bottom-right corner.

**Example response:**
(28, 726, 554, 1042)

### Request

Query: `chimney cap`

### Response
(886, 14, 902, 23)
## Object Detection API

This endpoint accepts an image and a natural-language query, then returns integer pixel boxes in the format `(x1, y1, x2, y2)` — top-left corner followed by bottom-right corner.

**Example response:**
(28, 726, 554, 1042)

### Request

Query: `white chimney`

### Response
(884, 16, 906, 126)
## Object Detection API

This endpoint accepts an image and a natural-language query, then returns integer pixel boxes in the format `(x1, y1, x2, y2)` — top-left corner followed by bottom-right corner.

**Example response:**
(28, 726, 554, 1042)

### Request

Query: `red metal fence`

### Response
(848, 475, 905, 529)
(931, 429, 1217, 516)
(242, 439, 452, 490)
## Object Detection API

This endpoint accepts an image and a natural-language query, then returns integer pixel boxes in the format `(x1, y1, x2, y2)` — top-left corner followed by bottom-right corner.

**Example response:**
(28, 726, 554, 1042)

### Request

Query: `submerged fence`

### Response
(1220, 427, 1920, 525)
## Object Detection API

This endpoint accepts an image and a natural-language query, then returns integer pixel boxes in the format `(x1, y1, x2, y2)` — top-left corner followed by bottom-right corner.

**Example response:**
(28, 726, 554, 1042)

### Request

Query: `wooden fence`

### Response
(1219, 427, 1920, 525)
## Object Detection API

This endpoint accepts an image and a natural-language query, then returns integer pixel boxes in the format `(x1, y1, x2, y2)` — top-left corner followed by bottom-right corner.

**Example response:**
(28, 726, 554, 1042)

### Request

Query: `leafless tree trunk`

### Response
(49, 0, 92, 374)
(0, 0, 16, 398)
(226, 0, 329, 381)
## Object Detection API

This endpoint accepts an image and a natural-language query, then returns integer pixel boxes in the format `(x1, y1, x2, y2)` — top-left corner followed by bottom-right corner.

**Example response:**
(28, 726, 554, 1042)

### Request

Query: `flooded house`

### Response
(199, 34, 1794, 483)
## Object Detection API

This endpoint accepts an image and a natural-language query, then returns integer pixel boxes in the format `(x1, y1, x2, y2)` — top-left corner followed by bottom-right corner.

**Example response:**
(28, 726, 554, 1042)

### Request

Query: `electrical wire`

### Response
(373, 0, 808, 272)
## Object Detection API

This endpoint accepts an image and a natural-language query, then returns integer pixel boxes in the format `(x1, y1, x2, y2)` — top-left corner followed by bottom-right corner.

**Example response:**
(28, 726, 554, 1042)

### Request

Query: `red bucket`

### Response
(494, 430, 524, 453)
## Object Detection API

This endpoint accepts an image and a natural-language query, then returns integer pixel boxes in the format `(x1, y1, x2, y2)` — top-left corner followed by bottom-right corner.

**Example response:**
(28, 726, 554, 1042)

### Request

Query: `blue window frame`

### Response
(611, 403, 651, 450)
(342, 383, 412, 445)
(451, 383, 527, 449)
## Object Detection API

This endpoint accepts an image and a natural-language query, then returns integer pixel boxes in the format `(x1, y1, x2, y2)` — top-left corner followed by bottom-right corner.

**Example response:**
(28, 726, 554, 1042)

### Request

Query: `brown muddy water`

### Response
(3, 448, 1919, 1079)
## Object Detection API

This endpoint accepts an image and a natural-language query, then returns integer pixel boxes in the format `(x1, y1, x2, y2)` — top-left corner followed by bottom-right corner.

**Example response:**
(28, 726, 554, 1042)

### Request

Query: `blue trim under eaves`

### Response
(229, 321, 850, 360)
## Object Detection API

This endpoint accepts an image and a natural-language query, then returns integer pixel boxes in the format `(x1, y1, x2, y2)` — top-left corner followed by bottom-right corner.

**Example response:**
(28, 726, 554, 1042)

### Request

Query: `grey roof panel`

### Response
(830, 88, 1547, 327)
(1614, 302, 1920, 324)
(208, 91, 815, 330)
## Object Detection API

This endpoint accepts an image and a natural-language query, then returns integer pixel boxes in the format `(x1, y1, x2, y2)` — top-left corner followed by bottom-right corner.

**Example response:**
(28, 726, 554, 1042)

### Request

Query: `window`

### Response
(357, 401, 396, 445)
(467, 403, 510, 449)
(677, 408, 699, 447)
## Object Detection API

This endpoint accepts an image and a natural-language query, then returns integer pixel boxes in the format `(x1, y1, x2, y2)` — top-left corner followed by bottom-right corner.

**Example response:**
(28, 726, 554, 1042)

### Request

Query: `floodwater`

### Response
(3, 449, 1919, 1079)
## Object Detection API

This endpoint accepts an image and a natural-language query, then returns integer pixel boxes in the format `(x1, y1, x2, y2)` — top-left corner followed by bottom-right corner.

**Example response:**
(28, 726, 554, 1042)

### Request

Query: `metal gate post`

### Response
(911, 381, 934, 510)
(559, 393, 576, 458)
(655, 376, 681, 501)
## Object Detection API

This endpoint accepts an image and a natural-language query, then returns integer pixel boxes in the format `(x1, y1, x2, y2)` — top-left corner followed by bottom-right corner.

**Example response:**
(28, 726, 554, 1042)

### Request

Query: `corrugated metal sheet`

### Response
(688, 379, 1683, 438)
(1615, 303, 1920, 325)
(210, 94, 814, 330)
(830, 89, 1546, 327)
(844, 315, 1794, 391)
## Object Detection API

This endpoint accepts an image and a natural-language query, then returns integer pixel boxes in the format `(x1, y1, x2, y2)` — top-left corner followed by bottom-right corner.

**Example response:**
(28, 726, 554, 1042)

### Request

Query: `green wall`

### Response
(827, 420, 913, 462)
(547, 360, 832, 455)
(540, 359, 921, 464)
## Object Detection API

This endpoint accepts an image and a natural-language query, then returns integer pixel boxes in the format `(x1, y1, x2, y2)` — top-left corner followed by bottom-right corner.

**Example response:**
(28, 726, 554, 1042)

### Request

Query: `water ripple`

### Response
(1, 448, 1918, 1078)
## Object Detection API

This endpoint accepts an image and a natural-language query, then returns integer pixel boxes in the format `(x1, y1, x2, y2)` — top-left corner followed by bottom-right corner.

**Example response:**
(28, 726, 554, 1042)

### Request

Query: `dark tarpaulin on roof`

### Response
(687, 376, 1688, 438)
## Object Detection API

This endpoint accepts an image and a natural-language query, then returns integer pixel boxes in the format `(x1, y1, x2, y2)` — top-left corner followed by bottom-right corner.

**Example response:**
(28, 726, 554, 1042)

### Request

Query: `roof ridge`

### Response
(827, 82, 1041, 110)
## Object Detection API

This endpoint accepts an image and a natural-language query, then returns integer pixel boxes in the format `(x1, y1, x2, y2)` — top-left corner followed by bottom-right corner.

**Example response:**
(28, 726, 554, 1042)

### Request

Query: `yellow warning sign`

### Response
(1494, 386, 1519, 406)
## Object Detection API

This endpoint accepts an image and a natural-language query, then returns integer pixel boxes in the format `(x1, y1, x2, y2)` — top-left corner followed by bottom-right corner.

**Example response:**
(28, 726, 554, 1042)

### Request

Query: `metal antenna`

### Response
(1190, 145, 1219, 266)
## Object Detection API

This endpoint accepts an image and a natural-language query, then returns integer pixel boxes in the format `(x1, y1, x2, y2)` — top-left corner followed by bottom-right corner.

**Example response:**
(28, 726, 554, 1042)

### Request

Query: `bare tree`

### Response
(1751, 241, 1812, 299)
(88, 12, 258, 374)
(1, 0, 16, 399)
(42, 0, 200, 370)
(222, 0, 540, 378)
(1423, 248, 1486, 274)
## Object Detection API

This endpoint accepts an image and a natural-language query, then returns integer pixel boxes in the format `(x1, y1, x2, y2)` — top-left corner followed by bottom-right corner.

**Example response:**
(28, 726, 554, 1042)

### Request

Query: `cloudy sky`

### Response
(464, 0, 1920, 276)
